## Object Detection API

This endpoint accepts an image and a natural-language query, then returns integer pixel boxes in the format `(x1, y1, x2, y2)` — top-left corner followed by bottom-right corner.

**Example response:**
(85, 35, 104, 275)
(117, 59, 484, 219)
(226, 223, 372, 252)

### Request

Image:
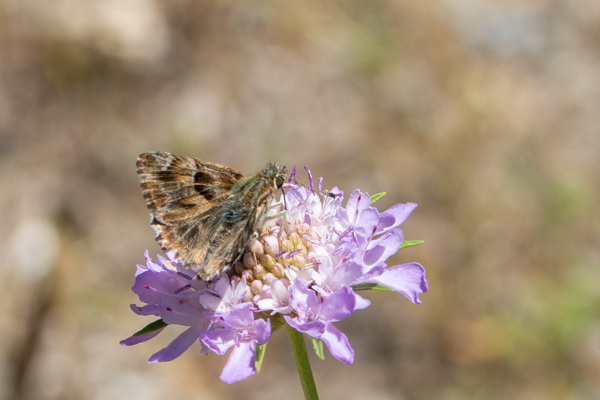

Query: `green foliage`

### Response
(370, 192, 386, 204)
(311, 338, 325, 360)
(255, 342, 267, 373)
(400, 240, 425, 249)
(352, 283, 394, 292)
(133, 319, 167, 336)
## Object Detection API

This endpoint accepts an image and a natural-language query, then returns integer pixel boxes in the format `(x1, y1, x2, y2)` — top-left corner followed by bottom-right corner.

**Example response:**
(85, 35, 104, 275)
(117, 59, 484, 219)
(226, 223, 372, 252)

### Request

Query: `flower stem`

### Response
(286, 325, 319, 400)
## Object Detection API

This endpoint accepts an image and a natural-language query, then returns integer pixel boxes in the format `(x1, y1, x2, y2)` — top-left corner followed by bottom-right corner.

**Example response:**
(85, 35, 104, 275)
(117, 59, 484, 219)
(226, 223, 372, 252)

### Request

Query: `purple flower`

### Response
(123, 166, 428, 383)
(284, 279, 355, 364)
(200, 304, 271, 383)
(120, 251, 210, 362)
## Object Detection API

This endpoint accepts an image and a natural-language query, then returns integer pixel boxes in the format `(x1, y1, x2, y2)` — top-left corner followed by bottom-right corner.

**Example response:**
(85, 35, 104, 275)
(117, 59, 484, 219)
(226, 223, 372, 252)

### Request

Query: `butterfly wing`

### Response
(136, 152, 244, 275)
(194, 173, 277, 278)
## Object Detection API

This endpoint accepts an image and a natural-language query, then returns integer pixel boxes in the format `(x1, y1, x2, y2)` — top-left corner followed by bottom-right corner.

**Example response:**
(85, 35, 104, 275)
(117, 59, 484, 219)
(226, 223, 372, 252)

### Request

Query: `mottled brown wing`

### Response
(136, 152, 244, 274)
(192, 163, 285, 279)
(194, 192, 266, 279)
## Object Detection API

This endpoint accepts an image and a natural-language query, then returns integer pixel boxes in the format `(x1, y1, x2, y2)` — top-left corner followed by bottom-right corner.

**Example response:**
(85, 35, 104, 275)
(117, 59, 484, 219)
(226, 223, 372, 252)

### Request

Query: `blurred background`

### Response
(1, 1, 599, 399)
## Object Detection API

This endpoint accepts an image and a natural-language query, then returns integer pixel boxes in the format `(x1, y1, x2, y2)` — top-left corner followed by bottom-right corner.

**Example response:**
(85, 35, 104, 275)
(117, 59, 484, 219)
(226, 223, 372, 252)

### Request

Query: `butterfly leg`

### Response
(265, 210, 286, 242)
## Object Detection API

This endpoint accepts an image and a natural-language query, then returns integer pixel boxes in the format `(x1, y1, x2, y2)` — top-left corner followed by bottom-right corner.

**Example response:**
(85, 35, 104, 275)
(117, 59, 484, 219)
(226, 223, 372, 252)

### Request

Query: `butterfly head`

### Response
(263, 162, 287, 190)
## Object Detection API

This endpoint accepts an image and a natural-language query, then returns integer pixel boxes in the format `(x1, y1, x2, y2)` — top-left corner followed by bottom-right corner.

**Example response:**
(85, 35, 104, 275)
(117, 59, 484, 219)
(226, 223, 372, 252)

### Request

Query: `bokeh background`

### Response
(1, 1, 599, 399)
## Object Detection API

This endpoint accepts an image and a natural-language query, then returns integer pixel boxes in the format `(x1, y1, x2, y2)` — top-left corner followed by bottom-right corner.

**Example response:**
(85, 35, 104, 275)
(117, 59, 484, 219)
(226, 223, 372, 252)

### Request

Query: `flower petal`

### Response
(288, 279, 319, 316)
(321, 324, 354, 364)
(129, 303, 159, 316)
(368, 262, 428, 304)
(346, 190, 372, 218)
(352, 292, 371, 311)
(158, 297, 206, 326)
(376, 203, 418, 233)
(220, 342, 256, 384)
(148, 326, 199, 363)
(200, 328, 236, 355)
(322, 260, 364, 291)
(354, 208, 380, 239)
(363, 229, 404, 268)
(284, 317, 326, 338)
(253, 318, 271, 345)
(120, 327, 164, 346)
(319, 286, 356, 322)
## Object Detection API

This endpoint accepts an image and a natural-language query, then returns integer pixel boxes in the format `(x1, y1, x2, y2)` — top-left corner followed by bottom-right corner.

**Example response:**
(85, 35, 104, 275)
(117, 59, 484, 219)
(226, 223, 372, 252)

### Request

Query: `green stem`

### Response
(286, 325, 319, 400)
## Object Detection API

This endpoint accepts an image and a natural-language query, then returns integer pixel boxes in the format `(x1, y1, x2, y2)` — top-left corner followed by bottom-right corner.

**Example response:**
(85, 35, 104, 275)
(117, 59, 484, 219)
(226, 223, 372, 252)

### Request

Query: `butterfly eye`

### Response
(275, 176, 284, 188)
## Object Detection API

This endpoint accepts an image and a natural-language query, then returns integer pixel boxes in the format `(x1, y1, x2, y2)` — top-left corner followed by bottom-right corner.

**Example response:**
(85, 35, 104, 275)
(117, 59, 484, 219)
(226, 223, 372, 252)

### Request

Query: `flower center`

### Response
(231, 221, 323, 303)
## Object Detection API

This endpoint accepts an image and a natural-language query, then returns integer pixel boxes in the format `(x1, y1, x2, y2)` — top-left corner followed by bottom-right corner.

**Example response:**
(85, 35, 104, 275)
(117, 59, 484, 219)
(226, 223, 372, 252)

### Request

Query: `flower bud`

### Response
(253, 264, 267, 279)
(243, 252, 257, 268)
(271, 263, 285, 278)
(250, 279, 263, 296)
(260, 254, 276, 270)
(263, 235, 280, 256)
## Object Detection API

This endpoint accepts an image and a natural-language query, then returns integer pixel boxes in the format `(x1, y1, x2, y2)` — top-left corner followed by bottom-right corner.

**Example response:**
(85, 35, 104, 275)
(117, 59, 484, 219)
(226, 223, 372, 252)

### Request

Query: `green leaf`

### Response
(311, 338, 325, 360)
(351, 283, 394, 292)
(370, 192, 387, 204)
(133, 319, 168, 336)
(400, 239, 424, 250)
(255, 342, 267, 373)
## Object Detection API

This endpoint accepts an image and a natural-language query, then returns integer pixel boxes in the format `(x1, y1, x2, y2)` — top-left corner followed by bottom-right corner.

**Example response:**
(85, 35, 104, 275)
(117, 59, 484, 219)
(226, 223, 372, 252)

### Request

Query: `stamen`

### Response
(274, 250, 287, 259)
(286, 249, 301, 259)
(304, 166, 314, 191)
(289, 165, 297, 181)
(177, 271, 194, 280)
(301, 234, 321, 246)
(175, 284, 192, 294)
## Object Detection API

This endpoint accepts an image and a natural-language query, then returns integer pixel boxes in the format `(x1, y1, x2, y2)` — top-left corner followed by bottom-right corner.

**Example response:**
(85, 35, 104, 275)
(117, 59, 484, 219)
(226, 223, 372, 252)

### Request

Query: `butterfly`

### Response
(136, 152, 287, 280)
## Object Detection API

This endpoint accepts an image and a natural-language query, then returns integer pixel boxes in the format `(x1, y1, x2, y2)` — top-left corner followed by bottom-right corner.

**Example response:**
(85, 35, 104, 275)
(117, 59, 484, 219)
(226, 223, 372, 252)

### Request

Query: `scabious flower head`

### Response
(122, 166, 428, 383)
